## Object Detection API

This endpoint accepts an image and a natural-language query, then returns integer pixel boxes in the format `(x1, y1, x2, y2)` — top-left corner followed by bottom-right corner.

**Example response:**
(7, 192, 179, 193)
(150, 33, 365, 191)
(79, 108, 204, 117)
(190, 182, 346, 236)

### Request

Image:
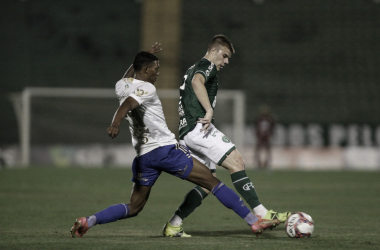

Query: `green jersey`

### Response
(178, 58, 218, 139)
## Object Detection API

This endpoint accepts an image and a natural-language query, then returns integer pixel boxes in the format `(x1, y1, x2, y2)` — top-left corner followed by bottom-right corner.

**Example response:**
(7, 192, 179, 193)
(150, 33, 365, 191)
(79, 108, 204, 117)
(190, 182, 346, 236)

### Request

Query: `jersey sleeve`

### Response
(194, 60, 217, 82)
(115, 78, 132, 104)
(129, 82, 157, 105)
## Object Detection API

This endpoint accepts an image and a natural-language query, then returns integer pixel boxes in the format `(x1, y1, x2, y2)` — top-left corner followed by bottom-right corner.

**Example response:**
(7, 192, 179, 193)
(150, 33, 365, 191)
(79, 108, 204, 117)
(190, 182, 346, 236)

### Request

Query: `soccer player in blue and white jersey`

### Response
(70, 49, 278, 238)
(163, 35, 290, 237)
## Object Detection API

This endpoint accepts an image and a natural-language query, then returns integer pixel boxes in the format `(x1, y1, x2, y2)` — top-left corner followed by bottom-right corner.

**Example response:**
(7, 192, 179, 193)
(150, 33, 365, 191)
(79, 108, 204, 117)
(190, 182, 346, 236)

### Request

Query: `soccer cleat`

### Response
(162, 222, 191, 237)
(70, 217, 89, 238)
(251, 218, 280, 235)
(263, 210, 292, 224)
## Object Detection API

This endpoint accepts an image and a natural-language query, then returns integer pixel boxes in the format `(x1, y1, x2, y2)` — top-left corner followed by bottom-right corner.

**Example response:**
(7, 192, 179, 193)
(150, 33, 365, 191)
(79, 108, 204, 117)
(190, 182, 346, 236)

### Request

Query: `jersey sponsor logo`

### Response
(179, 118, 188, 130)
(243, 182, 255, 191)
(205, 64, 214, 77)
(222, 135, 231, 143)
(134, 88, 147, 96)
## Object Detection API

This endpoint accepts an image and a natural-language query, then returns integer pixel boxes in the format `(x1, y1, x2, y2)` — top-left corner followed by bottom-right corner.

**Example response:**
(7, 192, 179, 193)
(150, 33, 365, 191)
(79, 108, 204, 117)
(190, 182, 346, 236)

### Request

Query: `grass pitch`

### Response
(0, 168, 379, 250)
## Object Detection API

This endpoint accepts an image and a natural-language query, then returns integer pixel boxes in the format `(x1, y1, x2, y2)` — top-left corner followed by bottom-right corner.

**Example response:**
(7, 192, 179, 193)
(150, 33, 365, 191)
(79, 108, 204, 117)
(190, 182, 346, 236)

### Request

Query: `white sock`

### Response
(244, 212, 259, 225)
(168, 214, 183, 226)
(87, 215, 97, 228)
(253, 204, 268, 218)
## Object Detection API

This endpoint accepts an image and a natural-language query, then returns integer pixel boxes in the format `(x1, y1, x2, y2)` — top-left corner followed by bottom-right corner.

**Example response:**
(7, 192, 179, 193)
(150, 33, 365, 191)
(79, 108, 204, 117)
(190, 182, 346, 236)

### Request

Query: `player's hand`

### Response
(147, 42, 162, 54)
(107, 125, 120, 139)
(197, 111, 213, 133)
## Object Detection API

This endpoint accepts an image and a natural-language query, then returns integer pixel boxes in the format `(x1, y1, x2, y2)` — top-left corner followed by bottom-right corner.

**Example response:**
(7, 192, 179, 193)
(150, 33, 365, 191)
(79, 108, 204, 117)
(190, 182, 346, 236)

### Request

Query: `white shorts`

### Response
(180, 123, 236, 171)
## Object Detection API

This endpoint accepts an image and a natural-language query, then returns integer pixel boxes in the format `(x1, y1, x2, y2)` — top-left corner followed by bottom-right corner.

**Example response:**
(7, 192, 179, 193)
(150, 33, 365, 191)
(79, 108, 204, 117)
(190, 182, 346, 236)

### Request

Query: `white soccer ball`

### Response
(285, 212, 314, 238)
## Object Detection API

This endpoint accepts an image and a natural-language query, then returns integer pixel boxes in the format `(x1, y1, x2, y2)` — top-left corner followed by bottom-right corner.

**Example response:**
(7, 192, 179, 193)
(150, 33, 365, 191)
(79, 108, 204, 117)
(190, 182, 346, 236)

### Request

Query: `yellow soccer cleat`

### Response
(163, 222, 192, 237)
(263, 210, 292, 224)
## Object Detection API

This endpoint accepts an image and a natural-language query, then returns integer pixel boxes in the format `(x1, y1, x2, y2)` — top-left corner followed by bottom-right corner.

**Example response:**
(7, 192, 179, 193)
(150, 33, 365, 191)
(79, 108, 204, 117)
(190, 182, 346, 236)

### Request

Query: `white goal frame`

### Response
(10, 87, 246, 166)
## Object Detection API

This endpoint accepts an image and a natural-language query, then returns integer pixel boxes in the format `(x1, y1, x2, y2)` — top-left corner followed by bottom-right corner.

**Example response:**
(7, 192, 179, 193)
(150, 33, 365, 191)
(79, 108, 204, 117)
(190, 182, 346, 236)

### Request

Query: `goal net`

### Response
(12, 87, 245, 166)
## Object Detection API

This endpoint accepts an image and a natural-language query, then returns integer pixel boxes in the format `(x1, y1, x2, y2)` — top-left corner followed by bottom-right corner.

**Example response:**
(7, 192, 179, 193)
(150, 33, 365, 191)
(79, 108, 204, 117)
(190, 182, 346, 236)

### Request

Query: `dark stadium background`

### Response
(1, 0, 379, 147)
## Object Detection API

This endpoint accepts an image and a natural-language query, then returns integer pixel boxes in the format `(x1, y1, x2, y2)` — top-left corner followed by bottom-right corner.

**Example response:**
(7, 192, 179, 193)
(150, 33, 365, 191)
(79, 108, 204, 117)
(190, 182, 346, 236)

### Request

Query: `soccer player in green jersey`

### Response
(163, 35, 291, 237)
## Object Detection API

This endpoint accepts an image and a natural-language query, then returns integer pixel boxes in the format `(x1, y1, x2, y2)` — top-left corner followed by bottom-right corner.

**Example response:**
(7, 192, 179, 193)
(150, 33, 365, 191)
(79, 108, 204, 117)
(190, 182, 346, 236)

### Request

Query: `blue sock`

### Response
(211, 182, 252, 220)
(93, 203, 129, 225)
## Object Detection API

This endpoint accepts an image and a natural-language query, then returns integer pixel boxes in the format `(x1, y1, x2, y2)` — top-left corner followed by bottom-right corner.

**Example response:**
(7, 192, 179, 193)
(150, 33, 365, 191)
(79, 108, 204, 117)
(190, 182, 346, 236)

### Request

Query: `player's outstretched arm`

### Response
(122, 42, 162, 78)
(192, 74, 213, 132)
(107, 97, 140, 138)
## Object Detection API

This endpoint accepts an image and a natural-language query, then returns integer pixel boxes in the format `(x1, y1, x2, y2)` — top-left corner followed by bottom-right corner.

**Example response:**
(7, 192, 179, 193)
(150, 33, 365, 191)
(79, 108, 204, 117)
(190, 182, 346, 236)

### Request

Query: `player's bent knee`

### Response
(200, 175, 215, 194)
(195, 175, 220, 191)
(127, 202, 146, 217)
(128, 207, 143, 217)
(207, 176, 223, 190)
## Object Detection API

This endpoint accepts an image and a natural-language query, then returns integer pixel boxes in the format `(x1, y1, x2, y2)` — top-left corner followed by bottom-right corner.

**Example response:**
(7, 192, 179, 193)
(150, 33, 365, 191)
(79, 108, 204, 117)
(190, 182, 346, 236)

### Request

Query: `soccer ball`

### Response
(285, 212, 314, 238)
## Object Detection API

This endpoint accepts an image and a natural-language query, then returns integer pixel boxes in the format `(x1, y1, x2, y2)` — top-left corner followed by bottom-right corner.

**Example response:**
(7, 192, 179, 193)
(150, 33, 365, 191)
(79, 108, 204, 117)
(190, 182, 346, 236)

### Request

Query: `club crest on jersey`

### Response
(222, 135, 231, 143)
(243, 182, 254, 191)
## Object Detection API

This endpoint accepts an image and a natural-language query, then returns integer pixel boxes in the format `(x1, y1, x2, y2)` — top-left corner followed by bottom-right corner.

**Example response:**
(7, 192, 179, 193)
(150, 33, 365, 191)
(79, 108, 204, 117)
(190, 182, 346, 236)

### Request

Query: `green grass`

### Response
(0, 168, 379, 250)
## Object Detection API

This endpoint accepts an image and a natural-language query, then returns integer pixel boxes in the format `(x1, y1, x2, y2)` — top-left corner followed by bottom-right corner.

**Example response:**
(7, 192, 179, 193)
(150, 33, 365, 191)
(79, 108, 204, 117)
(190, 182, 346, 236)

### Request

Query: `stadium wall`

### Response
(2, 143, 379, 170)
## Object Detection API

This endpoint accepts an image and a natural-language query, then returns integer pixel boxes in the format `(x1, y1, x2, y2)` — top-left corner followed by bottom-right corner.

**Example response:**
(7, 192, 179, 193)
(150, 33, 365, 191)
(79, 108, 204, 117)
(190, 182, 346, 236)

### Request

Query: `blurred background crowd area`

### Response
(1, 0, 379, 168)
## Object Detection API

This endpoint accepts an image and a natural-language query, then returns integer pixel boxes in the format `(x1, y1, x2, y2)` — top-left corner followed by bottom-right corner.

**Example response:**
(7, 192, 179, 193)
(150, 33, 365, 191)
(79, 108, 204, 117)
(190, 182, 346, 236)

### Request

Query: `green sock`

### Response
(231, 170, 261, 209)
(175, 186, 208, 219)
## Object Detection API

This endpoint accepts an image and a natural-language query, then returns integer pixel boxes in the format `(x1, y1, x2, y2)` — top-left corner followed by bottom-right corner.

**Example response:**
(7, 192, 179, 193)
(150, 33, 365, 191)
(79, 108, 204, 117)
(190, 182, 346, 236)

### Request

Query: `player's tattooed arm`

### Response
(122, 42, 163, 79)
(192, 74, 213, 133)
(108, 97, 140, 139)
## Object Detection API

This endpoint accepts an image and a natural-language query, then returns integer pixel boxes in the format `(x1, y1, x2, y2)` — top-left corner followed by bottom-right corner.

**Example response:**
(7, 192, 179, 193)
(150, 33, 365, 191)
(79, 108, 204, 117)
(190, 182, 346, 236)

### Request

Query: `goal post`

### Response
(11, 87, 245, 166)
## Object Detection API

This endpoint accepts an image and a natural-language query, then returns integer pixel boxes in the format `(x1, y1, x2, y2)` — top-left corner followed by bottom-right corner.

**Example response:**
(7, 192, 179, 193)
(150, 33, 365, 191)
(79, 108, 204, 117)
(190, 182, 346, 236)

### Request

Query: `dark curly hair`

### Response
(133, 52, 159, 72)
